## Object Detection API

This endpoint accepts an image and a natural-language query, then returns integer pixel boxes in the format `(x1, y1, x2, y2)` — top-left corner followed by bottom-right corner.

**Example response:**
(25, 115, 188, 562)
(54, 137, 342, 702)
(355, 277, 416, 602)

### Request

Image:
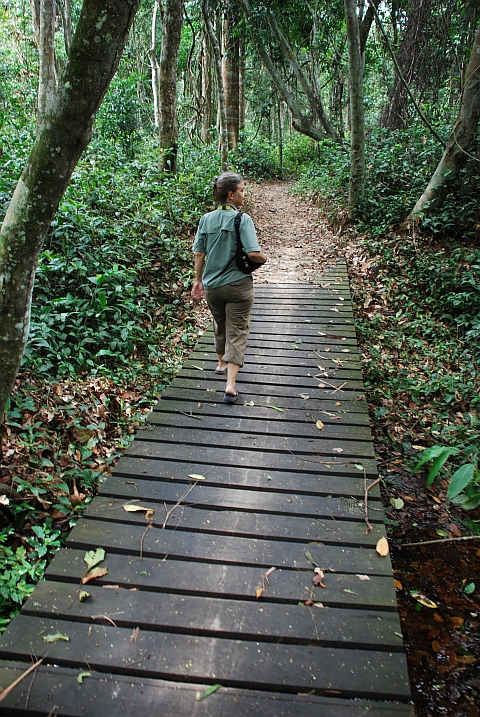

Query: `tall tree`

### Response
(149, 0, 162, 129)
(0, 0, 140, 423)
(222, 4, 240, 149)
(202, 0, 229, 168)
(409, 20, 480, 217)
(31, 0, 57, 131)
(344, 0, 365, 217)
(158, 0, 184, 173)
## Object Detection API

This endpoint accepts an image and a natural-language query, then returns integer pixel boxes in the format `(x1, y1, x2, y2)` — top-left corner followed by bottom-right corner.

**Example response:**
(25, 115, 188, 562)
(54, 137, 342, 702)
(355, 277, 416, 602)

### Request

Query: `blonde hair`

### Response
(212, 171, 243, 204)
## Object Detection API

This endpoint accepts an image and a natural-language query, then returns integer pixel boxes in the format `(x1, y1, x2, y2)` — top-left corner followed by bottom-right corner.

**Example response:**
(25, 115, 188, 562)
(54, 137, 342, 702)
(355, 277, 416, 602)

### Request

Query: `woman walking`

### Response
(191, 172, 267, 403)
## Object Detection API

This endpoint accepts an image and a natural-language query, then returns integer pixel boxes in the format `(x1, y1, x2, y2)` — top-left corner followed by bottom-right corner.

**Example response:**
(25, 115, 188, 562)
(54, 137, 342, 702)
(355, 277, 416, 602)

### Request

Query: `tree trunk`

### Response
(31, 0, 57, 132)
(222, 5, 240, 150)
(58, 0, 72, 55)
(158, 0, 184, 173)
(237, 0, 325, 142)
(409, 21, 480, 218)
(344, 0, 365, 218)
(0, 0, 140, 423)
(265, 8, 341, 143)
(149, 0, 161, 129)
(202, 0, 228, 169)
(239, 34, 246, 132)
(201, 33, 213, 143)
(380, 0, 431, 129)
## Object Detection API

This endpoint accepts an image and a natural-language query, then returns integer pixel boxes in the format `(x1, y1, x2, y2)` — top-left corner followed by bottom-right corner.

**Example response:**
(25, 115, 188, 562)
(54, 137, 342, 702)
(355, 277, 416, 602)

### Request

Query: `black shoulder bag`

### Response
(234, 212, 263, 273)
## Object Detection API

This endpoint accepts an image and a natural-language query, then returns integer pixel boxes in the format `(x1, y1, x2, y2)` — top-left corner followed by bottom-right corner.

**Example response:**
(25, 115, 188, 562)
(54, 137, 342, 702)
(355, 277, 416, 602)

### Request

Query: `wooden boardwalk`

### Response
(0, 263, 414, 716)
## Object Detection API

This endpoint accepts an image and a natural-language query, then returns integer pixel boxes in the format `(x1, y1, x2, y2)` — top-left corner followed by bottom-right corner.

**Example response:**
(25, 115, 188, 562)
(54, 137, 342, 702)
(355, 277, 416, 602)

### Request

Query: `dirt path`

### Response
(246, 181, 340, 283)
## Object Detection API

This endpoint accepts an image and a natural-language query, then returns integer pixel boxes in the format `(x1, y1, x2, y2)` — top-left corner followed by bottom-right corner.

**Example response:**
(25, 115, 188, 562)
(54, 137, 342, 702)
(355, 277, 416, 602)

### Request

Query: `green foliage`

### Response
(232, 135, 280, 180)
(414, 447, 480, 510)
(0, 521, 64, 632)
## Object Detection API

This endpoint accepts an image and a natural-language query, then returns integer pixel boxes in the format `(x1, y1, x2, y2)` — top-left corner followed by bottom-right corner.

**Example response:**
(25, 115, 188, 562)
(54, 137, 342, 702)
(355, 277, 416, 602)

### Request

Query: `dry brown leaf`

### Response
(255, 586, 264, 599)
(394, 579, 403, 590)
(316, 420, 324, 430)
(123, 504, 155, 515)
(356, 574, 371, 581)
(457, 655, 476, 664)
(188, 474, 206, 480)
(376, 537, 389, 557)
(81, 567, 108, 584)
(332, 447, 344, 453)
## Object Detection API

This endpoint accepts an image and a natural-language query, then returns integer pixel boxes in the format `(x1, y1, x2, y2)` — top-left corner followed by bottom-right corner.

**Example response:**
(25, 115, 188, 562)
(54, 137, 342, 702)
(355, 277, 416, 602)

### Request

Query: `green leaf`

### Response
(196, 684, 222, 701)
(43, 633, 70, 643)
(265, 405, 283, 412)
(447, 464, 476, 500)
(426, 448, 458, 487)
(464, 582, 475, 595)
(78, 591, 91, 602)
(84, 548, 105, 571)
(77, 672, 92, 684)
(304, 550, 320, 568)
(392, 497, 404, 510)
(413, 445, 453, 472)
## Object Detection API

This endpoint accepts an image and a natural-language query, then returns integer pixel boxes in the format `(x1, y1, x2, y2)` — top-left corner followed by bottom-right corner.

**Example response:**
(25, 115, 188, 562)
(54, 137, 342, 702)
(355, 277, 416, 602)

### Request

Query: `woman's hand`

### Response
(191, 280, 204, 300)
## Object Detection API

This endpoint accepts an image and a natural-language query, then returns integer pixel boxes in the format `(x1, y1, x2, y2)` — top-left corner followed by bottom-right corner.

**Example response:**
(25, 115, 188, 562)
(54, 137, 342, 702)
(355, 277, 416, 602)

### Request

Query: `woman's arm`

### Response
(246, 250, 268, 265)
(191, 252, 206, 299)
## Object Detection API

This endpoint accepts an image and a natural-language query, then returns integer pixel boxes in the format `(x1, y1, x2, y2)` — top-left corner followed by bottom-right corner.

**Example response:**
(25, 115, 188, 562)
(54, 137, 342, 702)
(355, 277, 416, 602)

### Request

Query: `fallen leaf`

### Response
(43, 633, 70, 643)
(78, 591, 91, 602)
(376, 537, 389, 556)
(353, 464, 364, 470)
(391, 497, 404, 510)
(0, 495, 9, 506)
(394, 579, 403, 590)
(340, 588, 357, 595)
(341, 349, 350, 353)
(123, 505, 155, 517)
(197, 685, 222, 701)
(299, 393, 310, 400)
(81, 567, 108, 584)
(197, 403, 202, 408)
(265, 405, 284, 412)
(255, 586, 264, 599)
(356, 575, 371, 581)
(312, 572, 327, 588)
(410, 590, 437, 608)
(244, 400, 254, 406)
(316, 420, 324, 430)
(77, 672, 91, 684)
(84, 548, 105, 571)
(457, 655, 477, 664)
(332, 447, 344, 453)
(335, 401, 341, 406)
(188, 474, 206, 480)
(304, 599, 314, 606)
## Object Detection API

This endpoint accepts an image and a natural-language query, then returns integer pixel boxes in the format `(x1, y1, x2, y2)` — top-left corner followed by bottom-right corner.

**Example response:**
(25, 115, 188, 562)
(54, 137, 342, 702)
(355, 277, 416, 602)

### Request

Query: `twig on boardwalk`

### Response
(162, 481, 199, 529)
(0, 659, 43, 703)
(401, 535, 480, 548)
(331, 381, 347, 394)
(139, 523, 153, 560)
(364, 476, 381, 535)
(91, 614, 122, 627)
(287, 449, 346, 467)
(174, 408, 202, 420)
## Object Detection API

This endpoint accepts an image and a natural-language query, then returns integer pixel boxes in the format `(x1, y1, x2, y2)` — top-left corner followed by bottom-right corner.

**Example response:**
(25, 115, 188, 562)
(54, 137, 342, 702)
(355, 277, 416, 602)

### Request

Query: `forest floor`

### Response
(246, 180, 480, 717)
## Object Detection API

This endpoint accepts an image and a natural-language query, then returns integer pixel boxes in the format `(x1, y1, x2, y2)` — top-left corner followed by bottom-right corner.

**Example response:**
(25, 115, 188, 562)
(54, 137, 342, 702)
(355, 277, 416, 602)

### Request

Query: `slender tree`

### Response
(344, 0, 365, 217)
(222, 4, 240, 149)
(0, 0, 140, 423)
(149, 0, 161, 129)
(158, 0, 184, 173)
(31, 0, 57, 131)
(409, 20, 480, 217)
(202, 0, 229, 169)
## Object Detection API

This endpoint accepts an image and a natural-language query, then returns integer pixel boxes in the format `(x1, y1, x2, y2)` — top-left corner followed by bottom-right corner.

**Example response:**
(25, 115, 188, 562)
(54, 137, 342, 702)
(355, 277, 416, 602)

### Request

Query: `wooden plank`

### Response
(45, 549, 397, 608)
(66, 519, 394, 575)
(152, 398, 370, 426)
(91, 484, 375, 520)
(0, 616, 412, 699)
(85, 499, 382, 548)
(176, 369, 364, 393)
(108, 459, 380, 498)
(145, 412, 373, 440)
(0, 661, 415, 717)
(25, 580, 403, 649)
(190, 348, 363, 368)
(113, 446, 378, 479)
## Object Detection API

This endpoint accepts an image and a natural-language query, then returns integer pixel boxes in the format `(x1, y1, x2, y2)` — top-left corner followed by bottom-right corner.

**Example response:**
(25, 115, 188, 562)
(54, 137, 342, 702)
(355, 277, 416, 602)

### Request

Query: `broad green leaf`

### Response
(78, 591, 91, 602)
(304, 550, 320, 568)
(84, 548, 105, 571)
(392, 497, 404, 510)
(426, 449, 458, 487)
(196, 684, 222, 701)
(414, 445, 456, 473)
(447, 464, 475, 500)
(464, 582, 475, 595)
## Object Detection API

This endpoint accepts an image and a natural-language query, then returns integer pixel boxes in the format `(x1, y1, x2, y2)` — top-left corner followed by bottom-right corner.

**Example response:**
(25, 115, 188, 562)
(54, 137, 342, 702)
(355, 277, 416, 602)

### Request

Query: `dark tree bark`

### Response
(222, 4, 240, 150)
(201, 32, 214, 144)
(158, 0, 184, 173)
(409, 20, 480, 217)
(381, 0, 432, 129)
(0, 0, 140, 423)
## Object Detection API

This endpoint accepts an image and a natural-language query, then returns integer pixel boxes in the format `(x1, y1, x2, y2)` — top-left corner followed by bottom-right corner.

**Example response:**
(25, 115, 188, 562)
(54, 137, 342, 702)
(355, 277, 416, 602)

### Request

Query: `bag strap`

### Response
(234, 211, 242, 246)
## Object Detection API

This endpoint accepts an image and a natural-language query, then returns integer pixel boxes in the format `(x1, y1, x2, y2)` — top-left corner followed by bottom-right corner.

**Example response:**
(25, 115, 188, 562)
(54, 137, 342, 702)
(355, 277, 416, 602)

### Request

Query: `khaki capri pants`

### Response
(204, 277, 254, 367)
